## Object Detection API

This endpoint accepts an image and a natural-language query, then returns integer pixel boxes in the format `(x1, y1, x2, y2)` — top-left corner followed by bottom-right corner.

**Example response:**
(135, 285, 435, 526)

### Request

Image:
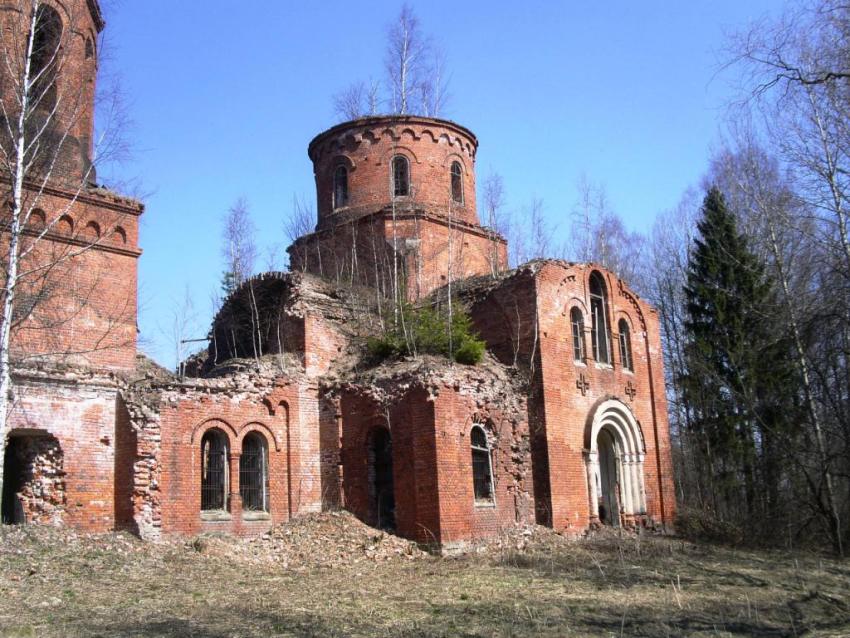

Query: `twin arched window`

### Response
(333, 165, 348, 209)
(200, 429, 270, 513)
(470, 425, 494, 504)
(451, 161, 463, 203)
(618, 319, 633, 372)
(589, 271, 611, 365)
(570, 307, 586, 362)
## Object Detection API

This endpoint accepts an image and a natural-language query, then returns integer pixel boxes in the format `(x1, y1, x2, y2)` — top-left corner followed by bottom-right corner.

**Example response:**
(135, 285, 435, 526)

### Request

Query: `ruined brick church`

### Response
(1, 0, 675, 548)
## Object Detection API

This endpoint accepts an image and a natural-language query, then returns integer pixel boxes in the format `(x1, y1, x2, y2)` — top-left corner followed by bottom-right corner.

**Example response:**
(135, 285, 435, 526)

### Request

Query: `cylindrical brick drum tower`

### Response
(289, 116, 506, 299)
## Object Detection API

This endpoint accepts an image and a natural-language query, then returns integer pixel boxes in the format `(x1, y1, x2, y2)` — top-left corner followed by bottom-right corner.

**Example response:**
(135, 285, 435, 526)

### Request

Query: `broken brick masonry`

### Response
(1, 0, 675, 547)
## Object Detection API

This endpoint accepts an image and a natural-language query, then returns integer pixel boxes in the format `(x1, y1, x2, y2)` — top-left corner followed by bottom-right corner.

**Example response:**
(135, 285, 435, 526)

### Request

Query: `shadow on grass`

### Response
(62, 590, 850, 638)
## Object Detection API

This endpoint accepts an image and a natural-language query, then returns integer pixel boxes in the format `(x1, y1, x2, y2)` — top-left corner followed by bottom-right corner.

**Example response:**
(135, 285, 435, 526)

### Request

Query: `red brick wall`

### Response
(113, 394, 136, 531)
(338, 387, 439, 543)
(155, 380, 323, 536)
(430, 386, 535, 547)
(338, 378, 532, 546)
(4, 187, 142, 371)
(0, 0, 104, 184)
(290, 211, 507, 300)
(7, 376, 119, 531)
(309, 116, 479, 228)
(468, 262, 676, 533)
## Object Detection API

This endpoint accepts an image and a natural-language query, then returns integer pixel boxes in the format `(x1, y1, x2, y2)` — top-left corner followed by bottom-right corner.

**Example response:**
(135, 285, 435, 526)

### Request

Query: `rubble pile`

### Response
(471, 523, 573, 554)
(191, 511, 428, 567)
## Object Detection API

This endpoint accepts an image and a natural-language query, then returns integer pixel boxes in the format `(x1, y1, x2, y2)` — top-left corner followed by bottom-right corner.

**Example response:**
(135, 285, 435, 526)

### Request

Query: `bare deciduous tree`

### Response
(385, 3, 428, 115)
(481, 171, 506, 277)
(221, 196, 257, 293)
(331, 5, 450, 120)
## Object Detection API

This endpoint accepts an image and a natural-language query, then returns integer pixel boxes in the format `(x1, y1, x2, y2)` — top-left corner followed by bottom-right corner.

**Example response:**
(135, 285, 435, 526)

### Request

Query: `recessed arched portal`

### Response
(584, 399, 646, 526)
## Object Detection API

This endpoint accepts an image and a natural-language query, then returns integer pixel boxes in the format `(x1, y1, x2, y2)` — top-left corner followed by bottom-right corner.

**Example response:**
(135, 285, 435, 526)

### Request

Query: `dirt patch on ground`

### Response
(0, 518, 848, 637)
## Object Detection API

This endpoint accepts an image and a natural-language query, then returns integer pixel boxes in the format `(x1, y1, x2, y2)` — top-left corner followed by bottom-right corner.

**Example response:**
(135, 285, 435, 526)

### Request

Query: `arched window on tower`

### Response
(200, 429, 229, 511)
(618, 319, 633, 371)
(333, 165, 348, 209)
(451, 161, 463, 203)
(589, 271, 611, 365)
(392, 155, 409, 197)
(470, 425, 494, 504)
(31, 5, 63, 111)
(570, 307, 586, 362)
(240, 432, 269, 512)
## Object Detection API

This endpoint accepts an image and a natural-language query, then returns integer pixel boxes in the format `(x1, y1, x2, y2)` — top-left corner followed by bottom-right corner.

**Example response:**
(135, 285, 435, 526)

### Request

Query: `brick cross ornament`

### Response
(576, 374, 590, 396)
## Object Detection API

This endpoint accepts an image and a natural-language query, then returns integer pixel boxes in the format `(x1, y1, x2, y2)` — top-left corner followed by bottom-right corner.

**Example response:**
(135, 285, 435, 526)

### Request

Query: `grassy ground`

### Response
(0, 522, 847, 637)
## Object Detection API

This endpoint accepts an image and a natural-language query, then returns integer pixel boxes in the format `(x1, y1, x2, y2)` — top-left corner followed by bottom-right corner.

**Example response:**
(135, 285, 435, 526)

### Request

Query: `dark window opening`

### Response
(369, 427, 395, 530)
(570, 307, 586, 362)
(85, 37, 94, 60)
(201, 429, 228, 511)
(451, 161, 463, 203)
(31, 5, 63, 111)
(392, 155, 409, 197)
(618, 319, 633, 371)
(240, 433, 268, 512)
(333, 165, 348, 209)
(471, 426, 494, 503)
(590, 271, 611, 364)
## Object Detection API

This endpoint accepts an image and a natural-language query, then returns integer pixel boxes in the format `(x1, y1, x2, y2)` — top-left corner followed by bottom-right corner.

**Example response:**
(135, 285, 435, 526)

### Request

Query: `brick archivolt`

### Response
(584, 399, 647, 519)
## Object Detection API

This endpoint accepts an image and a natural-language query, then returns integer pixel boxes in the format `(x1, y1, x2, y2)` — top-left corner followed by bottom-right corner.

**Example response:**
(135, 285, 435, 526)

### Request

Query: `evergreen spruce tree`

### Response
(683, 187, 796, 526)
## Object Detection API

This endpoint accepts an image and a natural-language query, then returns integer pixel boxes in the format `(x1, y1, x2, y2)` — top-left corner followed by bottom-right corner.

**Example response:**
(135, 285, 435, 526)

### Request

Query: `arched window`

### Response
(85, 37, 94, 60)
(31, 5, 63, 111)
(618, 319, 633, 371)
(570, 307, 586, 362)
(589, 271, 611, 365)
(333, 165, 348, 209)
(470, 425, 494, 504)
(240, 432, 269, 512)
(450, 161, 463, 203)
(392, 155, 409, 197)
(201, 429, 229, 511)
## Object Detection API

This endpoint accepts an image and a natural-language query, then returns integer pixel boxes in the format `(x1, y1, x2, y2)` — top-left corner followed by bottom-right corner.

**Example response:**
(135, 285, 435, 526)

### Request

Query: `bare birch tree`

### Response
(332, 5, 449, 120)
(220, 196, 257, 295)
(481, 171, 506, 277)
(385, 3, 429, 115)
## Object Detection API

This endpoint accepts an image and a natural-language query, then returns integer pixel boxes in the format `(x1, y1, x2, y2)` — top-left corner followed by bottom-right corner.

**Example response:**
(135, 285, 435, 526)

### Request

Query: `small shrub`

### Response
(367, 298, 486, 365)
(675, 506, 745, 545)
(367, 336, 400, 359)
(454, 338, 485, 365)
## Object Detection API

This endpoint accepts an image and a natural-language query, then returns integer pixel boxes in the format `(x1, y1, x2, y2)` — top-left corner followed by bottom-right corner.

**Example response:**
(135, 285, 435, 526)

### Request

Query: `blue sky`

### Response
(100, 1, 782, 368)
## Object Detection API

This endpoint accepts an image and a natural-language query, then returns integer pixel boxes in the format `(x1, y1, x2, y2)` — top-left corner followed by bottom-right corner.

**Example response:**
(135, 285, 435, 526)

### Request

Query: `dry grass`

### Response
(0, 522, 847, 637)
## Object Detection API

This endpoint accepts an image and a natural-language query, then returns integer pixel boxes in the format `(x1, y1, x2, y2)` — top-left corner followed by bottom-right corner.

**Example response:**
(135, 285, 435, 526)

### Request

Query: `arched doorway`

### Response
(2, 433, 65, 525)
(597, 428, 620, 526)
(584, 400, 646, 527)
(369, 427, 395, 530)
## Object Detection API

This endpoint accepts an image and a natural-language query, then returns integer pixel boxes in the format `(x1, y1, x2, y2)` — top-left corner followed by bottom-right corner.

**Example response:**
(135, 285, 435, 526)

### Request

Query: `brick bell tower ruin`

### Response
(288, 116, 508, 299)
(1, 0, 143, 530)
